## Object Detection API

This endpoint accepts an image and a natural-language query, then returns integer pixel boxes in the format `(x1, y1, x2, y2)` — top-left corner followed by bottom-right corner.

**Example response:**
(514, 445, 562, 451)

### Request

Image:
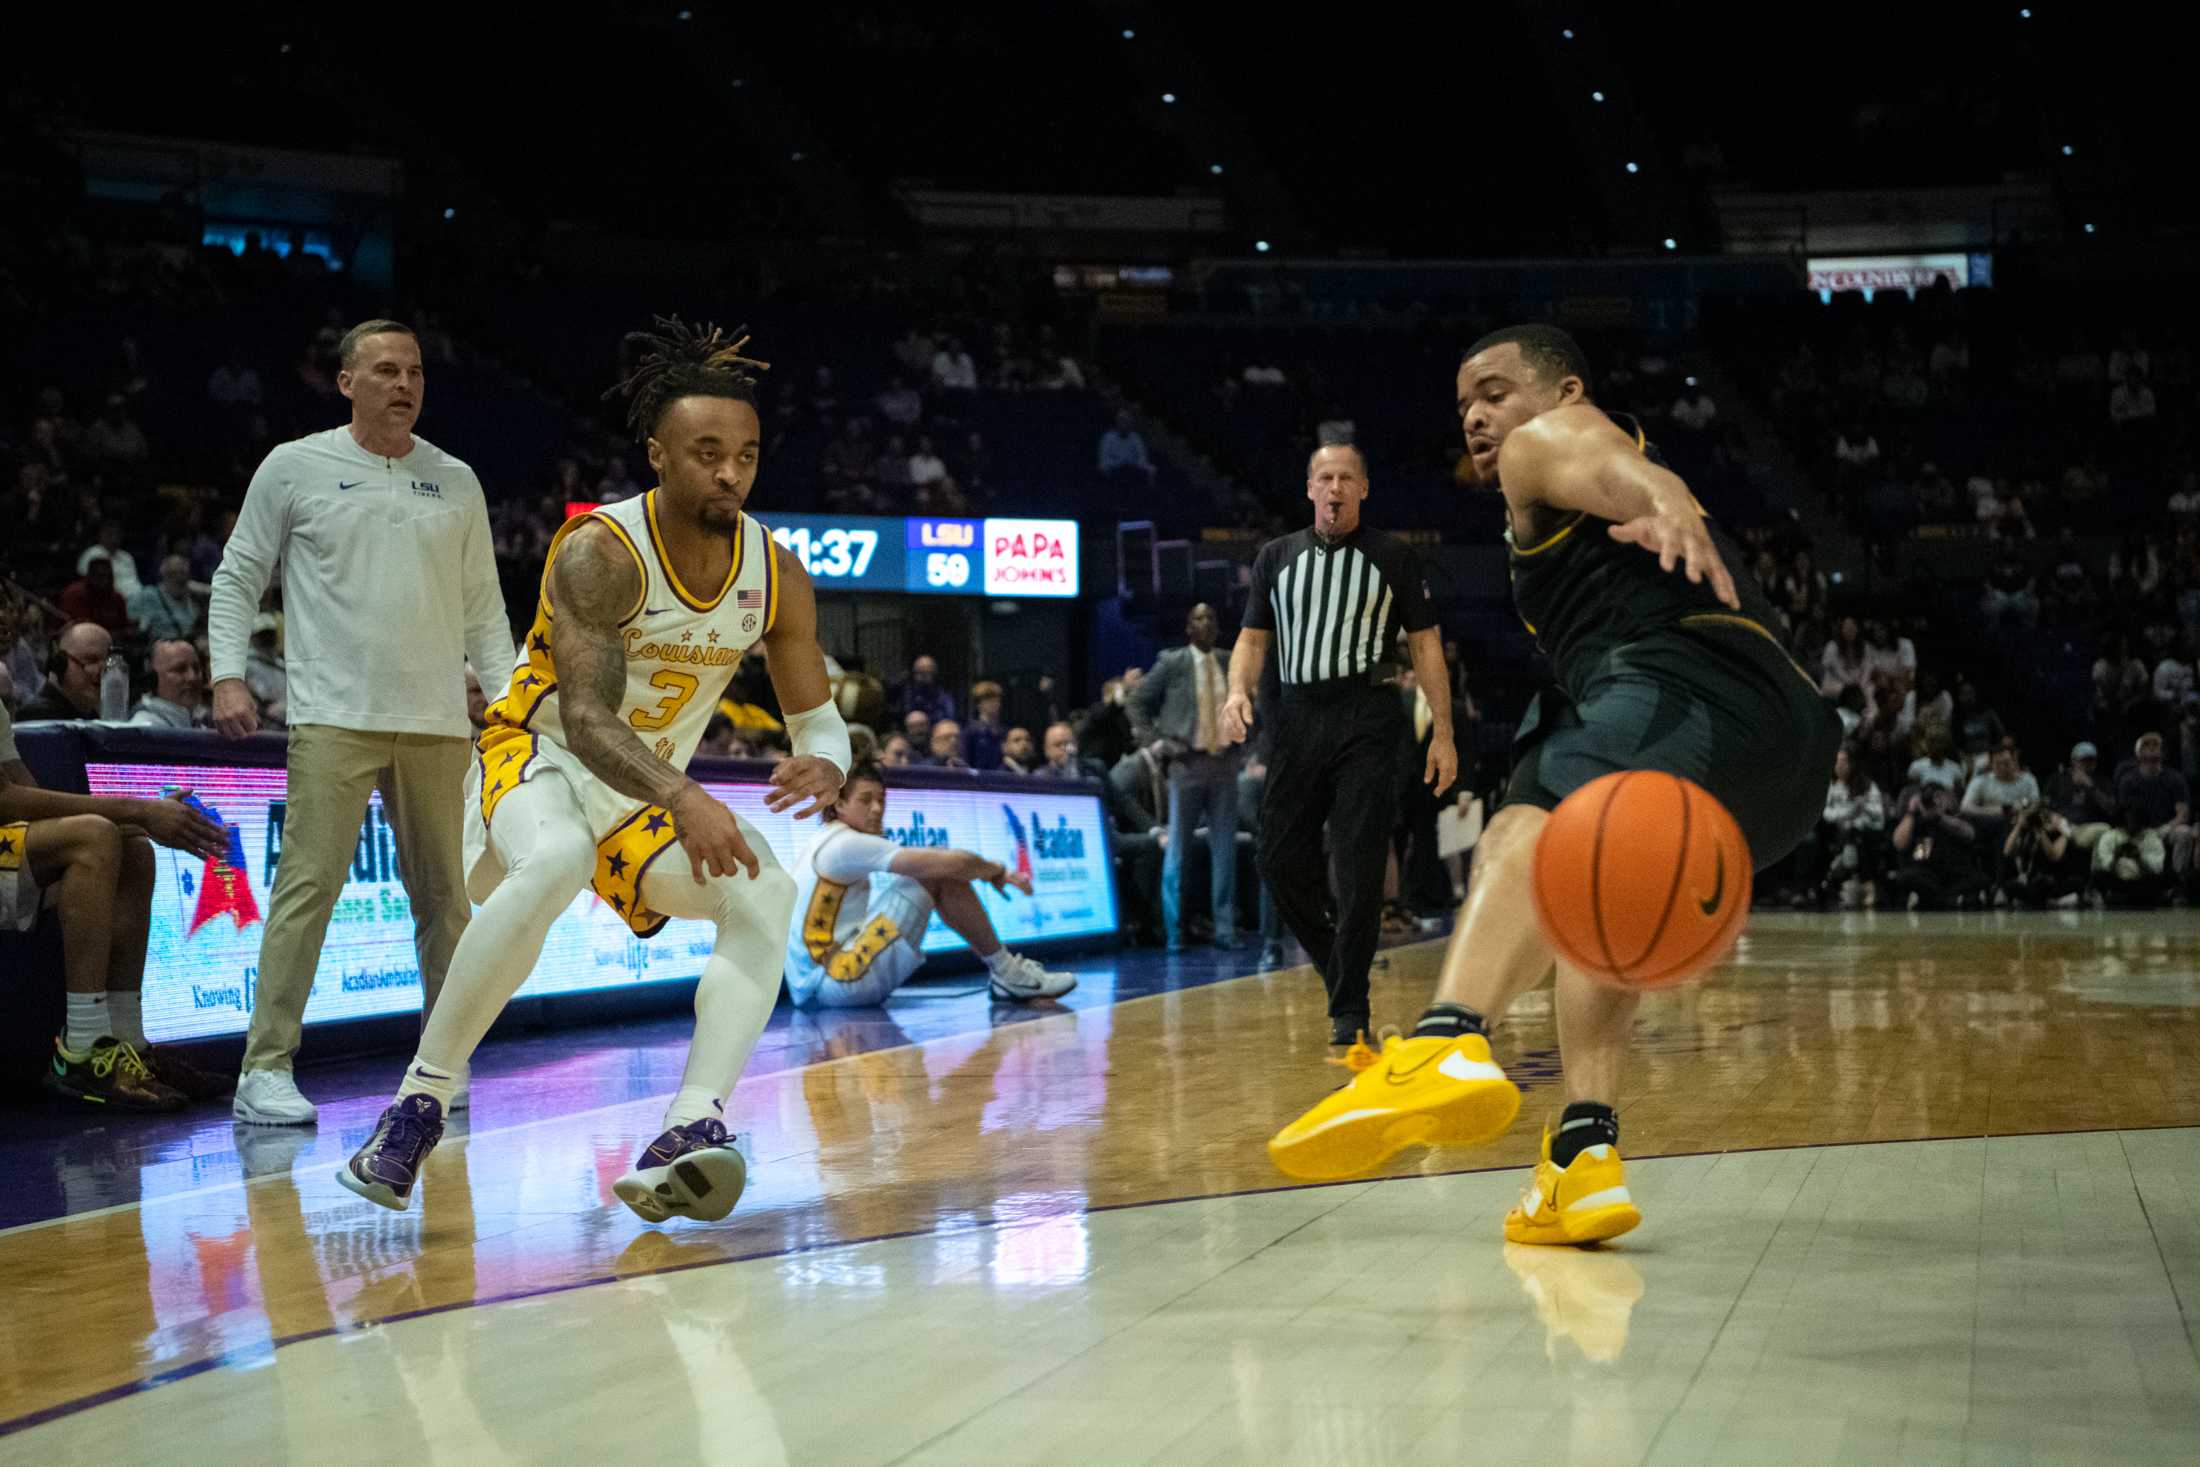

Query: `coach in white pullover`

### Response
(208, 319, 513, 1123)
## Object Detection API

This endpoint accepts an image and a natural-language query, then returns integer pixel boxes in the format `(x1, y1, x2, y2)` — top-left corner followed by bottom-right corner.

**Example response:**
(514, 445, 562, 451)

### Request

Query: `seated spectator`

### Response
(1833, 424, 1880, 470)
(930, 338, 978, 392)
(927, 719, 968, 769)
(1811, 741, 1888, 908)
(1820, 615, 1870, 699)
(129, 554, 200, 642)
(1961, 741, 2040, 856)
(57, 557, 131, 634)
(892, 655, 955, 726)
(1098, 410, 1156, 483)
(130, 639, 207, 729)
(2168, 472, 2200, 524)
(1895, 665, 1952, 745)
(876, 374, 923, 428)
(78, 519, 143, 599)
(2003, 807, 2085, 908)
(2093, 804, 2174, 908)
(1036, 721, 1086, 780)
(2046, 742, 2118, 830)
(16, 621, 111, 722)
(2157, 637, 2199, 713)
(1861, 618, 1914, 692)
(1907, 727, 1965, 792)
(962, 681, 1007, 771)
(906, 435, 947, 488)
(6, 601, 54, 699)
(244, 612, 288, 726)
(1981, 554, 2039, 635)
(2110, 376, 2158, 427)
(2114, 732, 2195, 887)
(1001, 727, 1037, 773)
(1886, 784, 1984, 911)
(901, 708, 933, 755)
(879, 733, 915, 767)
(1779, 549, 1827, 623)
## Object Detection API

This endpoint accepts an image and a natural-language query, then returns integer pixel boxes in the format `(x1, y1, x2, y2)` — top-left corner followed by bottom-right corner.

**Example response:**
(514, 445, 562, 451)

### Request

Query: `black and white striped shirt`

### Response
(1245, 525, 1435, 685)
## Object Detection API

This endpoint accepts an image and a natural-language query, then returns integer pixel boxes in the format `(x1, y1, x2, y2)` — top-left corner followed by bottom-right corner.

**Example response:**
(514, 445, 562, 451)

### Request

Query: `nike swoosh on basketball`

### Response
(338, 480, 363, 491)
(1698, 848, 1726, 916)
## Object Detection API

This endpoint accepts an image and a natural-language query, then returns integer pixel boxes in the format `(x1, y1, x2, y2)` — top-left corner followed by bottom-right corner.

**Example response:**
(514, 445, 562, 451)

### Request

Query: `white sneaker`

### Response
(988, 953, 1076, 1002)
(232, 1068, 318, 1126)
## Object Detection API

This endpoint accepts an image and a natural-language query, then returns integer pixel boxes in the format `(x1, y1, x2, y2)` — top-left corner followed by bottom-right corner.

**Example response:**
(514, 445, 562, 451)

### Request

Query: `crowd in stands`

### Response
(1718, 284, 2200, 910)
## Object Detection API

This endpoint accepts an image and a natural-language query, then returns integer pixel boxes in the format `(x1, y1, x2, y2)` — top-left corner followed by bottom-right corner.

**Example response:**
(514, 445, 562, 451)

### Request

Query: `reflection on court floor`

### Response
(4, 913, 2200, 1464)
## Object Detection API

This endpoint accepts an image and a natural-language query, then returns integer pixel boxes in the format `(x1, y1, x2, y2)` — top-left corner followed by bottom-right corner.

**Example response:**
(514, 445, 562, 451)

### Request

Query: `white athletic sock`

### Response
(395, 1054, 461, 1111)
(982, 947, 1017, 976)
(65, 992, 111, 1054)
(663, 1088, 724, 1132)
(106, 991, 146, 1048)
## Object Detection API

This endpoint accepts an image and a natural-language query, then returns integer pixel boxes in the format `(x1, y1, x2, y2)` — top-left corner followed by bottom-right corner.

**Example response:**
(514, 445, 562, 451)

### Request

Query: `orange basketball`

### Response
(1530, 771, 1751, 991)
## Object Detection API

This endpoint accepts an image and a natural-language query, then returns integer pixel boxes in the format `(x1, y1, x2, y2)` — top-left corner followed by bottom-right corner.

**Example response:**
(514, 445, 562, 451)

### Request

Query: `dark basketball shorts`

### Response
(1500, 615, 1843, 870)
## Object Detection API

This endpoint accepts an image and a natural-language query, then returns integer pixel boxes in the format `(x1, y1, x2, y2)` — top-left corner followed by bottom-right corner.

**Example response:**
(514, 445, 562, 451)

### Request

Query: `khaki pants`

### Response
(243, 724, 472, 1073)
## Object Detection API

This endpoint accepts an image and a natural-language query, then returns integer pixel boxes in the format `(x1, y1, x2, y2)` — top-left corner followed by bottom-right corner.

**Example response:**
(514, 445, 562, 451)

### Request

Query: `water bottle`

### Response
(100, 653, 130, 722)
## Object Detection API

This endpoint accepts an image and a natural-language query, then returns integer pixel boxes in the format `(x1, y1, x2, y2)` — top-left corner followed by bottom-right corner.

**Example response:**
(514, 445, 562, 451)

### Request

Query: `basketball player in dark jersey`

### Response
(1271, 324, 1840, 1247)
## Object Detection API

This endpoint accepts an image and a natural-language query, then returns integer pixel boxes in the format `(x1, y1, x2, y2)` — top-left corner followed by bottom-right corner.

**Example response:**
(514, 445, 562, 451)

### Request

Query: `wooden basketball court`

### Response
(4, 912, 2198, 1463)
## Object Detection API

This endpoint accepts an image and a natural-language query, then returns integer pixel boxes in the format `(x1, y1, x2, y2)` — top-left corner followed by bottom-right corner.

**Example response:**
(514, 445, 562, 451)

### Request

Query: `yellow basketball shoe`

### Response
(1268, 1033, 1520, 1181)
(1503, 1127, 1641, 1246)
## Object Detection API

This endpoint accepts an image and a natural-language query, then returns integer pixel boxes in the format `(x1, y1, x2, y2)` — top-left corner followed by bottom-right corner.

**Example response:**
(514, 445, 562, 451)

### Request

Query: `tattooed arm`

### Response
(549, 521, 759, 880)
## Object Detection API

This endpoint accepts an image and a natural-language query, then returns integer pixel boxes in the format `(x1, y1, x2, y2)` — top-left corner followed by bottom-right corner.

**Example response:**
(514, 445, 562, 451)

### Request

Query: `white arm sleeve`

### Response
(208, 447, 291, 685)
(813, 829, 902, 885)
(783, 698, 852, 776)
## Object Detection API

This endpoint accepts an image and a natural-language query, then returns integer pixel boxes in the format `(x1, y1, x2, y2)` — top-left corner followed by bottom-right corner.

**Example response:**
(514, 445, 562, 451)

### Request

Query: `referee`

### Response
(1222, 443, 1456, 1044)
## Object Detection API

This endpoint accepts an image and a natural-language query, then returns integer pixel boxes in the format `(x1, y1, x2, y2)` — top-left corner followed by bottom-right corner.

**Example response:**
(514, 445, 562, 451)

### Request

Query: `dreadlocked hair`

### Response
(604, 315, 771, 441)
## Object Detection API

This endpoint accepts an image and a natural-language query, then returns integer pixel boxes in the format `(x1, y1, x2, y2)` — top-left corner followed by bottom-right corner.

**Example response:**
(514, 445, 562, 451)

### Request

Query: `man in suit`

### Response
(1105, 741, 1168, 945)
(1134, 603, 1241, 951)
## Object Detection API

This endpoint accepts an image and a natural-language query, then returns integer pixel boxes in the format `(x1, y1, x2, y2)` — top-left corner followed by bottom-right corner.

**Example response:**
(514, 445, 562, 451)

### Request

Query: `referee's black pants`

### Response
(1256, 679, 1404, 1024)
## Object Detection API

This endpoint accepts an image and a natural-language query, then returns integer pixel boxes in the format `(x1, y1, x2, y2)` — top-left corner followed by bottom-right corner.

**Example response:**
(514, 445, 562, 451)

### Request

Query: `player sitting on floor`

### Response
(785, 762, 1074, 1009)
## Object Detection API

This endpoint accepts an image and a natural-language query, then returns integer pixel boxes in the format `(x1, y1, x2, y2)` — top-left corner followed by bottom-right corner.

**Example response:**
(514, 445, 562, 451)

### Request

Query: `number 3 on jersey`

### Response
(630, 669, 701, 731)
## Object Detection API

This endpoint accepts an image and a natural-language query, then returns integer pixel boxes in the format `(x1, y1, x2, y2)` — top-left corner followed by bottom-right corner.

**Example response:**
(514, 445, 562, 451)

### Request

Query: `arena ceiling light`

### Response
(1162, 92, 1177, 104)
(1255, 240, 1271, 253)
(1625, 161, 1640, 174)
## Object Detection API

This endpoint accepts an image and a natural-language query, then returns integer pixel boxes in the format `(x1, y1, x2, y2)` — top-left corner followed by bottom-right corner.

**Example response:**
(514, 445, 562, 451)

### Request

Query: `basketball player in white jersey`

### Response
(342, 319, 850, 1225)
(785, 762, 1074, 1009)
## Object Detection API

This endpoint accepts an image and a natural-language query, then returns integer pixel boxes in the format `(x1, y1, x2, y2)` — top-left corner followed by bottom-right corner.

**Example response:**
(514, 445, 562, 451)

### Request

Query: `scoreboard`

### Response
(764, 514, 1078, 598)
(565, 504, 1078, 598)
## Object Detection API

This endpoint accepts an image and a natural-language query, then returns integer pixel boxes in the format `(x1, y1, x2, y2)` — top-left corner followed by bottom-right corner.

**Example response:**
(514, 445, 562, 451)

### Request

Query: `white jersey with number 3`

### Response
(475, 490, 780, 844)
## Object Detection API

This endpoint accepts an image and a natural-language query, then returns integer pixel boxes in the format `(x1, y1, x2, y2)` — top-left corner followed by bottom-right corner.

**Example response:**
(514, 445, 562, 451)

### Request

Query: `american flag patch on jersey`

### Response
(736, 589, 765, 608)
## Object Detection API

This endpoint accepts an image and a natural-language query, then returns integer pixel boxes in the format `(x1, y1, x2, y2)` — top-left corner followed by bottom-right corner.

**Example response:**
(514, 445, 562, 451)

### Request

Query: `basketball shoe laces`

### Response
(89, 1040, 156, 1084)
(379, 1104, 438, 1169)
(1326, 1027, 1403, 1076)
